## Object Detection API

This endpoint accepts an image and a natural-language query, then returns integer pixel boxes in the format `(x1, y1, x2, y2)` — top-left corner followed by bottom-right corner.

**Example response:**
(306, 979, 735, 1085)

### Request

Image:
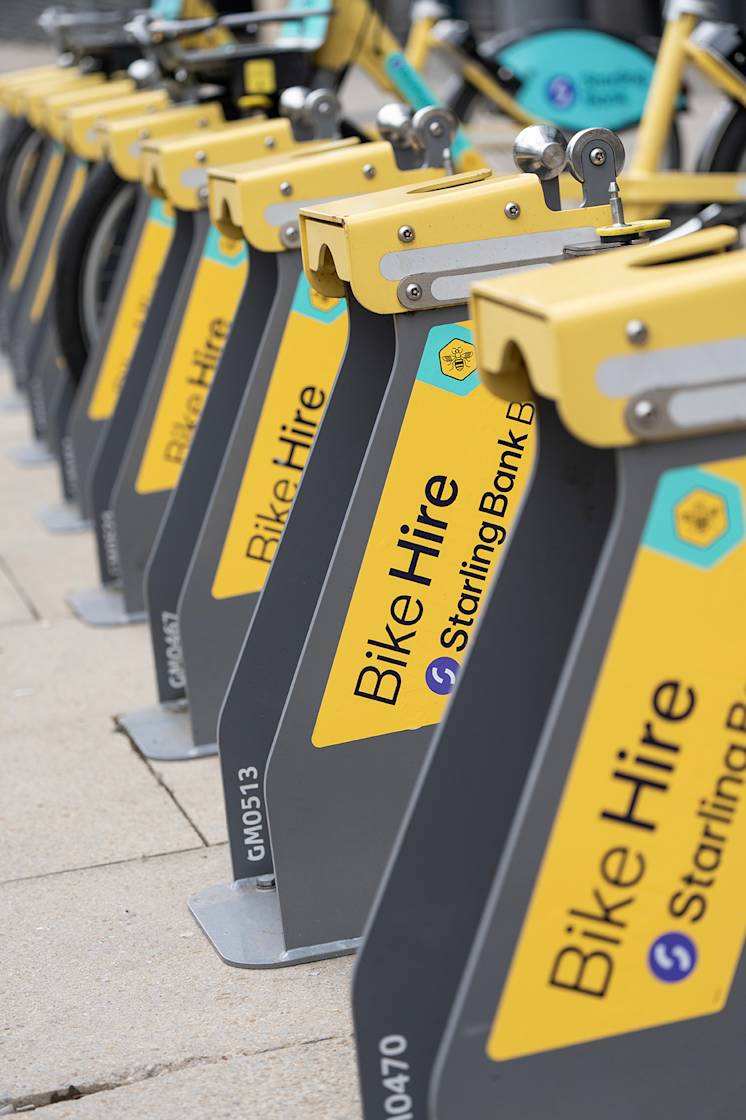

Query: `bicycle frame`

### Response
(404, 7, 534, 127)
(311, 0, 487, 169)
(625, 2, 746, 216)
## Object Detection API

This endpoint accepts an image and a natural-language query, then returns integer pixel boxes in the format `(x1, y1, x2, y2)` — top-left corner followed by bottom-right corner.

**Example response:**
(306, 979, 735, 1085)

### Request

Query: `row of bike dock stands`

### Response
(2, 6, 746, 1119)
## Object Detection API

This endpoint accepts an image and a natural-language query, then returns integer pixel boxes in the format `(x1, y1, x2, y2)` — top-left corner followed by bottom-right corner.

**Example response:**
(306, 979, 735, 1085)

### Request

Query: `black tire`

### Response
(54, 162, 137, 385)
(448, 82, 683, 172)
(701, 103, 746, 173)
(0, 119, 43, 263)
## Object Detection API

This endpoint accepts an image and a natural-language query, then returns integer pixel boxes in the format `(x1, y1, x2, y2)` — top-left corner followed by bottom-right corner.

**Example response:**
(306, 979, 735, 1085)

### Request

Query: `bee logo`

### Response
(438, 338, 477, 381)
(675, 489, 729, 549)
(309, 288, 339, 314)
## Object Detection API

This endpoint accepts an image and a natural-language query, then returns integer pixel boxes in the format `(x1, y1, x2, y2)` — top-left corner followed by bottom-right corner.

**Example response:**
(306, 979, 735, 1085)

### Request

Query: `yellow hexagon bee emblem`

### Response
(675, 489, 729, 549)
(218, 235, 245, 259)
(309, 287, 338, 314)
(439, 338, 476, 381)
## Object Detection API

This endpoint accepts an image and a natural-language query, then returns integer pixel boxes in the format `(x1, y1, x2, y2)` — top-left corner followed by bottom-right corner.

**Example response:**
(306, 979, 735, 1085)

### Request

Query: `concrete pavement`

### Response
(0, 362, 358, 1118)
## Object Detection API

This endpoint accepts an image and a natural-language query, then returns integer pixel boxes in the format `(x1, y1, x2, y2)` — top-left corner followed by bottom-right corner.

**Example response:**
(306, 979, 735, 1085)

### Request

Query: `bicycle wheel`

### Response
(0, 119, 44, 261)
(700, 103, 746, 174)
(54, 162, 137, 385)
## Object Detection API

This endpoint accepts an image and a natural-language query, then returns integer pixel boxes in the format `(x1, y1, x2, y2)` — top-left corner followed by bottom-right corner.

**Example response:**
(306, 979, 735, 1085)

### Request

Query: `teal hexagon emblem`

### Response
(291, 273, 345, 323)
(203, 226, 247, 269)
(416, 323, 479, 397)
(148, 199, 175, 229)
(642, 466, 745, 569)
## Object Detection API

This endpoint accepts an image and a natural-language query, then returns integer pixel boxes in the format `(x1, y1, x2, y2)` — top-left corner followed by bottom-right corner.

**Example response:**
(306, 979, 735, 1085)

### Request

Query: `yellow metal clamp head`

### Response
(21, 72, 111, 129)
(42, 79, 124, 142)
(208, 139, 444, 253)
(97, 103, 226, 183)
(206, 99, 459, 252)
(61, 90, 170, 161)
(0, 65, 75, 111)
(138, 86, 345, 211)
(300, 126, 667, 315)
(139, 118, 301, 210)
(471, 226, 742, 449)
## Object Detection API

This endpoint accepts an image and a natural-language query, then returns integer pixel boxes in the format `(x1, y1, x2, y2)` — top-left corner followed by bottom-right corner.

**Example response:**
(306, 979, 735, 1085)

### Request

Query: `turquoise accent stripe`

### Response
(148, 199, 175, 228)
(383, 52, 473, 162)
(290, 272, 345, 322)
(150, 0, 182, 16)
(279, 0, 330, 47)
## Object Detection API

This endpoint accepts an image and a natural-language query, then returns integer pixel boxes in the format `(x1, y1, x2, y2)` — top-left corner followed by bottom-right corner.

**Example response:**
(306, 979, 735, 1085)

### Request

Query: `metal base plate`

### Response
(39, 503, 90, 533)
(189, 880, 361, 969)
(0, 391, 26, 411)
(12, 441, 53, 465)
(117, 703, 217, 761)
(67, 585, 146, 627)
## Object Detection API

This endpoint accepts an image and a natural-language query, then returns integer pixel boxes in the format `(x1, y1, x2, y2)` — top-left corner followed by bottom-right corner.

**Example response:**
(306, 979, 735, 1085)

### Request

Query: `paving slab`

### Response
(38, 1037, 359, 1120)
(0, 845, 354, 1109)
(0, 370, 98, 621)
(150, 754, 228, 847)
(0, 482, 98, 623)
(0, 557, 34, 625)
(0, 617, 201, 881)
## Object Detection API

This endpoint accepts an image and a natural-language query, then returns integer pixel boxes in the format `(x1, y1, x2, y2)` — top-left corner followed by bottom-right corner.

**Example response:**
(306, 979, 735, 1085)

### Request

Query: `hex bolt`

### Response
(590, 147, 607, 166)
(282, 223, 300, 246)
(264, 136, 276, 149)
(504, 202, 521, 220)
(195, 150, 207, 163)
(280, 180, 293, 196)
(428, 119, 444, 137)
(256, 875, 276, 892)
(632, 398, 657, 425)
(406, 283, 423, 301)
(362, 163, 376, 179)
(398, 224, 415, 243)
(626, 319, 649, 345)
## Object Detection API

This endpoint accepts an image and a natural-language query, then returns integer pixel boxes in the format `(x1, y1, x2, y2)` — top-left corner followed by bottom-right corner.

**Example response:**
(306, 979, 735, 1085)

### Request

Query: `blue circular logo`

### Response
(425, 656, 459, 695)
(648, 932, 698, 983)
(546, 75, 576, 110)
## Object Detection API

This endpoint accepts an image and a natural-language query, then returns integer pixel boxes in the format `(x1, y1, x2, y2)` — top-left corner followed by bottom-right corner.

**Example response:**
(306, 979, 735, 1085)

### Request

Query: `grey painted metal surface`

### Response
(431, 427, 746, 1118)
(176, 250, 301, 755)
(189, 295, 395, 963)
(67, 207, 195, 626)
(352, 399, 616, 1118)
(119, 250, 279, 762)
(109, 208, 211, 618)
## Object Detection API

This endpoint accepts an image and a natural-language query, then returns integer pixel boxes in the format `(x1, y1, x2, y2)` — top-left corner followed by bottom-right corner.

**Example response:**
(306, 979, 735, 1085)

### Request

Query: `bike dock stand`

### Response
(162, 106, 453, 768)
(67, 117, 300, 628)
(119, 97, 361, 762)
(352, 224, 746, 1120)
(42, 99, 224, 528)
(49, 104, 226, 532)
(188, 126, 649, 967)
(35, 98, 183, 530)
(31, 90, 170, 456)
(0, 72, 107, 356)
(8, 80, 137, 405)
